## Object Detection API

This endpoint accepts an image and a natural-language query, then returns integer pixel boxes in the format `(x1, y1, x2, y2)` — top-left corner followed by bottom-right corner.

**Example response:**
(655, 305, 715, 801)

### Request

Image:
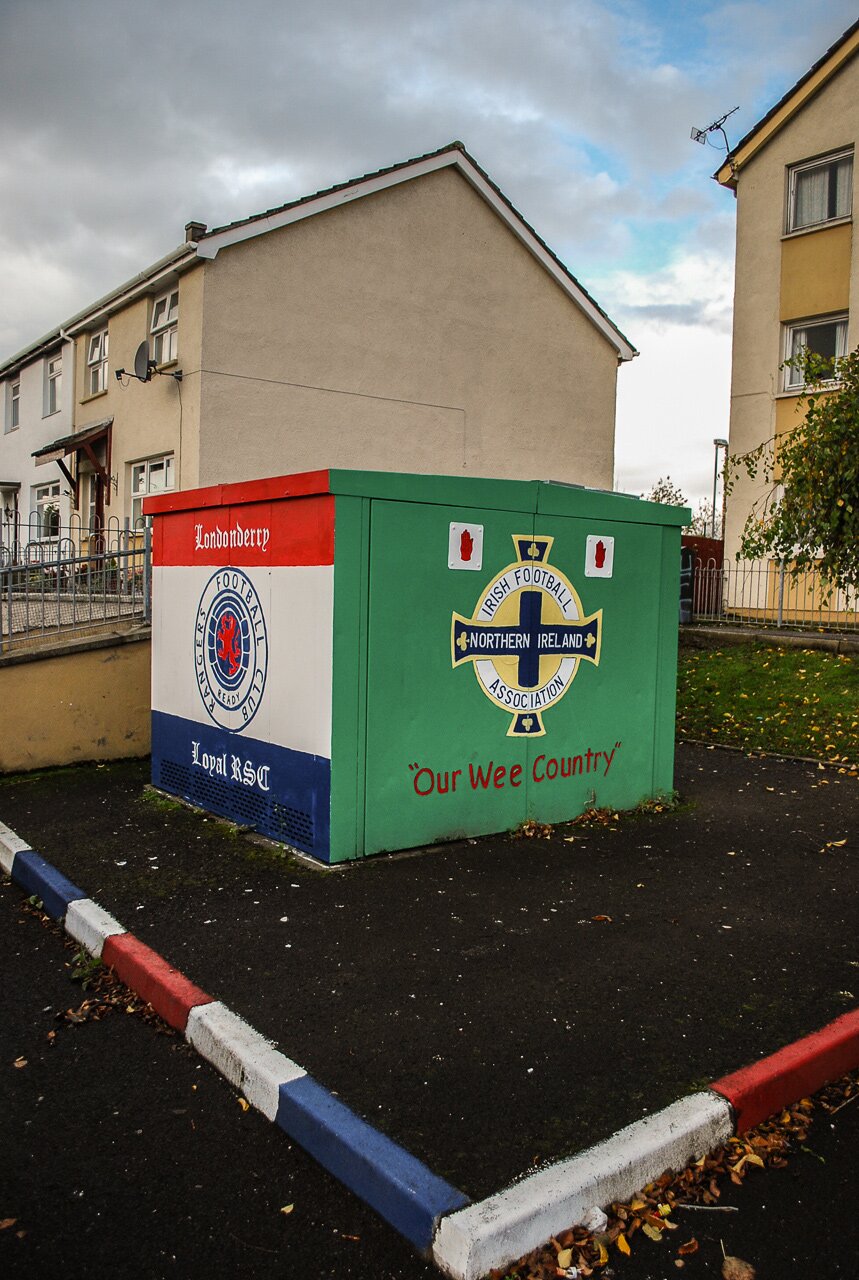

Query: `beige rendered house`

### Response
(716, 22, 859, 586)
(1, 143, 635, 537)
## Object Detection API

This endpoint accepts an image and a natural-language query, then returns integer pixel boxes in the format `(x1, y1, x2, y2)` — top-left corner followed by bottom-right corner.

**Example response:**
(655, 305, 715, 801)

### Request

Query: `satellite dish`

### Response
(133, 340, 153, 382)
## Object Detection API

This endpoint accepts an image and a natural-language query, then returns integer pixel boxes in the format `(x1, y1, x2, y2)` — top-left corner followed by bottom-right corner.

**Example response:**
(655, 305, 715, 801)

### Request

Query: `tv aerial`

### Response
(690, 105, 739, 153)
(115, 340, 183, 384)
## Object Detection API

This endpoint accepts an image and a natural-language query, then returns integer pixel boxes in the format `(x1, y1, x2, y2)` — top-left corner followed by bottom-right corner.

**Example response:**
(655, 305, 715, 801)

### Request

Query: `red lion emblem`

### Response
(216, 611, 241, 677)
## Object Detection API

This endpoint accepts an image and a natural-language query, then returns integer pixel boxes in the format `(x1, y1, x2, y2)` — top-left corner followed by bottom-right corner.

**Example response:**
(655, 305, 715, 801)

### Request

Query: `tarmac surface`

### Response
(5, 878, 857, 1280)
(0, 879, 435, 1280)
(0, 742, 855, 1212)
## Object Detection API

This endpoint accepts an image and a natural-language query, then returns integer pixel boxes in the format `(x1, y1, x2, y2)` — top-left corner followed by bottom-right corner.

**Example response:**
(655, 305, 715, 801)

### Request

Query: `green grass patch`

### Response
(677, 642, 858, 764)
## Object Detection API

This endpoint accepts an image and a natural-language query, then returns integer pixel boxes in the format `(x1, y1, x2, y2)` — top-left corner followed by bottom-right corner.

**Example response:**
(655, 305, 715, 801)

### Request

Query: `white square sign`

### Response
(585, 534, 614, 577)
(448, 522, 484, 570)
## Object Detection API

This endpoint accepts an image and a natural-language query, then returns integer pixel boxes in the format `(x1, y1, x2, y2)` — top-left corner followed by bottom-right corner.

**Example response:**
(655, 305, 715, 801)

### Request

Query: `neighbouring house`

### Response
(0, 143, 635, 551)
(1, 331, 74, 551)
(716, 21, 859, 622)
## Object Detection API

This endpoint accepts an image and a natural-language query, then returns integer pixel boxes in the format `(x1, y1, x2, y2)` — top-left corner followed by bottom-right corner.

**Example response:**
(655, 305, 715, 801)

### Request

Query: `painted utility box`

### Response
(146, 470, 688, 864)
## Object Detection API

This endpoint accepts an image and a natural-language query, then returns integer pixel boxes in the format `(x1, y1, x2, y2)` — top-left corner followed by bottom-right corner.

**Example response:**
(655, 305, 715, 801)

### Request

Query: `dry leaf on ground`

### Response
(722, 1256, 756, 1280)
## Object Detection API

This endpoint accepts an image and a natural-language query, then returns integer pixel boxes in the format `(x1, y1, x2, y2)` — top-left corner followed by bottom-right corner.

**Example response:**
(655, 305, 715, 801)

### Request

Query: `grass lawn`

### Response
(676, 641, 859, 766)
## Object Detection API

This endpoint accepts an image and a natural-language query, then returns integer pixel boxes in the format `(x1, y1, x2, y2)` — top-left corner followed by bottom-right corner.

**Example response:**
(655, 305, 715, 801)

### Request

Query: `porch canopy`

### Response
(32, 419, 113, 509)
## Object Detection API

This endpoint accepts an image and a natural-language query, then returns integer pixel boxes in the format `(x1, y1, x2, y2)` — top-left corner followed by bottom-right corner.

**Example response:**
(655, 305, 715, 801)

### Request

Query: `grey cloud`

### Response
(1, 0, 856, 364)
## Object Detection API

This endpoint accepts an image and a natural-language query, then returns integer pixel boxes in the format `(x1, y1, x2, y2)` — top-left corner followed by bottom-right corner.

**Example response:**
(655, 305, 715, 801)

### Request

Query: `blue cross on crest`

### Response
(451, 534, 602, 737)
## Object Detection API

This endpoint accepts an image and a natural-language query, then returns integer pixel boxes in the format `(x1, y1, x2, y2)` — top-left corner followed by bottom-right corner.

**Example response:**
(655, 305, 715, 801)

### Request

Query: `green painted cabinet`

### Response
(327, 470, 687, 863)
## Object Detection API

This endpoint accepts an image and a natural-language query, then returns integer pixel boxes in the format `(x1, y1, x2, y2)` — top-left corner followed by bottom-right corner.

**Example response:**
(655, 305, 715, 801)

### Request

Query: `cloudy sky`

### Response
(1, 0, 856, 505)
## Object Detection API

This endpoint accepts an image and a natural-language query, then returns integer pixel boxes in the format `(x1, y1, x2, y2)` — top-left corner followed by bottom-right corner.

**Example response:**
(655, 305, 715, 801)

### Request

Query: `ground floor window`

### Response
(33, 482, 61, 540)
(131, 454, 174, 526)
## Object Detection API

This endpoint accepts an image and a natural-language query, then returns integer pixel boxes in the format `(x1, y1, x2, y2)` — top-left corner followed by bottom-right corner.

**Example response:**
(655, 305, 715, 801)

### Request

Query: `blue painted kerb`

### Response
(11, 849, 86, 921)
(276, 1075, 469, 1250)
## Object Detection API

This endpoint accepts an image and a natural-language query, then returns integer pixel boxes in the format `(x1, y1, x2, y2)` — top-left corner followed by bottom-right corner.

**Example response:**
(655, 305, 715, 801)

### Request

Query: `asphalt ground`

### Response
(4, 881, 857, 1280)
(0, 744, 856, 1210)
(0, 879, 434, 1280)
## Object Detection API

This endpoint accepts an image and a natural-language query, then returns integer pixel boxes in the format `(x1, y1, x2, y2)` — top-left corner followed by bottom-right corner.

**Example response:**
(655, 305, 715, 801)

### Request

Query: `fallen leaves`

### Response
(279, 1204, 294, 1215)
(515, 820, 554, 840)
(51, 964, 172, 1036)
(0, 1218, 18, 1231)
(722, 1254, 755, 1279)
(491, 1068, 858, 1280)
(13, 1056, 27, 1069)
(676, 645, 858, 764)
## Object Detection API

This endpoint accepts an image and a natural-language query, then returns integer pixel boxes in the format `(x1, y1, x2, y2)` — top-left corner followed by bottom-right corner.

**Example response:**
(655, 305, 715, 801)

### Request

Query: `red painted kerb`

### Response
(711, 1007, 859, 1133)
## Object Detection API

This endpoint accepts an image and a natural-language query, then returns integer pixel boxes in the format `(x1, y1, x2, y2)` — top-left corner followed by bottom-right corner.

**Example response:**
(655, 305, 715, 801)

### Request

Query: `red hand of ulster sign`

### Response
(460, 529, 474, 562)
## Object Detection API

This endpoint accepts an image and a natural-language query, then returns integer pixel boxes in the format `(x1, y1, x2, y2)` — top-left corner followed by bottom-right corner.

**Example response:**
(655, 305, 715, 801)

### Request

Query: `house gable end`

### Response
(195, 145, 636, 361)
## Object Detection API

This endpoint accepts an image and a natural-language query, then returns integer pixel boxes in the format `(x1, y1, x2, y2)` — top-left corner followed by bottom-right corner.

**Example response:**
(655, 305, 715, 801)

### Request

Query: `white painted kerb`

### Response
(186, 1001, 306, 1121)
(65, 899, 127, 959)
(0, 820, 32, 875)
(432, 1091, 733, 1280)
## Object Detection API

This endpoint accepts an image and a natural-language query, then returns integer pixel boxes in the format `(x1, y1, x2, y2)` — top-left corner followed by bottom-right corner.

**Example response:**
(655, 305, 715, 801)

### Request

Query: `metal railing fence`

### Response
(0, 515, 151, 653)
(691, 556, 859, 634)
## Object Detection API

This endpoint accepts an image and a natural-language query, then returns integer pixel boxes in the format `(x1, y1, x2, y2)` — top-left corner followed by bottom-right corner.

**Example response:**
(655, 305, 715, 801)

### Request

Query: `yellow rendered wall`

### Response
(72, 265, 204, 516)
(724, 52, 858, 563)
(0, 637, 151, 773)
(196, 166, 621, 490)
(780, 222, 852, 320)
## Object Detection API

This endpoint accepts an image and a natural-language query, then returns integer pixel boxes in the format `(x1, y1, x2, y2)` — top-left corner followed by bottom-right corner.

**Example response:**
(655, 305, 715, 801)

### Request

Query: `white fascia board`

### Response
(450, 156, 637, 362)
(194, 151, 461, 260)
(194, 152, 636, 361)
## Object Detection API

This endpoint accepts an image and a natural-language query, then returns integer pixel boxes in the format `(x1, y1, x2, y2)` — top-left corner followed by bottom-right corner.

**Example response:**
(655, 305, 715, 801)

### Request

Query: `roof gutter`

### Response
(63, 245, 198, 337)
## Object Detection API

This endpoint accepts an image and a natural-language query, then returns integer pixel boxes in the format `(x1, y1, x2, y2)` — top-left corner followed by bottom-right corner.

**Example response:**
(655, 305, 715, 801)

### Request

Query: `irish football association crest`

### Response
(451, 535, 601, 736)
(195, 568, 268, 732)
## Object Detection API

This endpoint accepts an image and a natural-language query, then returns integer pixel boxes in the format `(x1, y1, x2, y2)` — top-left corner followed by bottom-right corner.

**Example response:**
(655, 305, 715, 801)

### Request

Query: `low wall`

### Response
(680, 624, 859, 656)
(0, 630, 151, 773)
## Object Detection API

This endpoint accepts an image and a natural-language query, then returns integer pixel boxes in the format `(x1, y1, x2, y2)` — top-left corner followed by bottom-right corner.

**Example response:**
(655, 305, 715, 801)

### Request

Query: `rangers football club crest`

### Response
(194, 568, 268, 732)
(451, 535, 602, 737)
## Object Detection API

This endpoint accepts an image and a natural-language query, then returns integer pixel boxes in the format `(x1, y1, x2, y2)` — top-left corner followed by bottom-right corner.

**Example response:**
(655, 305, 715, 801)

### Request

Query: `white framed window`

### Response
(44, 352, 62, 415)
(783, 314, 848, 390)
(33, 482, 61, 541)
(82, 473, 99, 534)
(131, 453, 174, 526)
(787, 149, 853, 232)
(151, 289, 179, 364)
(7, 380, 21, 433)
(86, 328, 109, 395)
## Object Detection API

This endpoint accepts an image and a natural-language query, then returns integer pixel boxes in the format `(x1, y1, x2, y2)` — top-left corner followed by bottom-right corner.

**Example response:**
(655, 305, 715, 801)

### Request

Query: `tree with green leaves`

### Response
(726, 345, 859, 592)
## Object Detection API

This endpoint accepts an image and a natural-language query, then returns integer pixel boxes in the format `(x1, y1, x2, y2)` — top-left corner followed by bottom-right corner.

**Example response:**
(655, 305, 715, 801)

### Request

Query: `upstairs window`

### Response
(45, 352, 62, 415)
(7, 380, 20, 432)
(131, 453, 174, 526)
(87, 329, 109, 395)
(787, 150, 853, 232)
(784, 314, 848, 389)
(151, 289, 179, 364)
